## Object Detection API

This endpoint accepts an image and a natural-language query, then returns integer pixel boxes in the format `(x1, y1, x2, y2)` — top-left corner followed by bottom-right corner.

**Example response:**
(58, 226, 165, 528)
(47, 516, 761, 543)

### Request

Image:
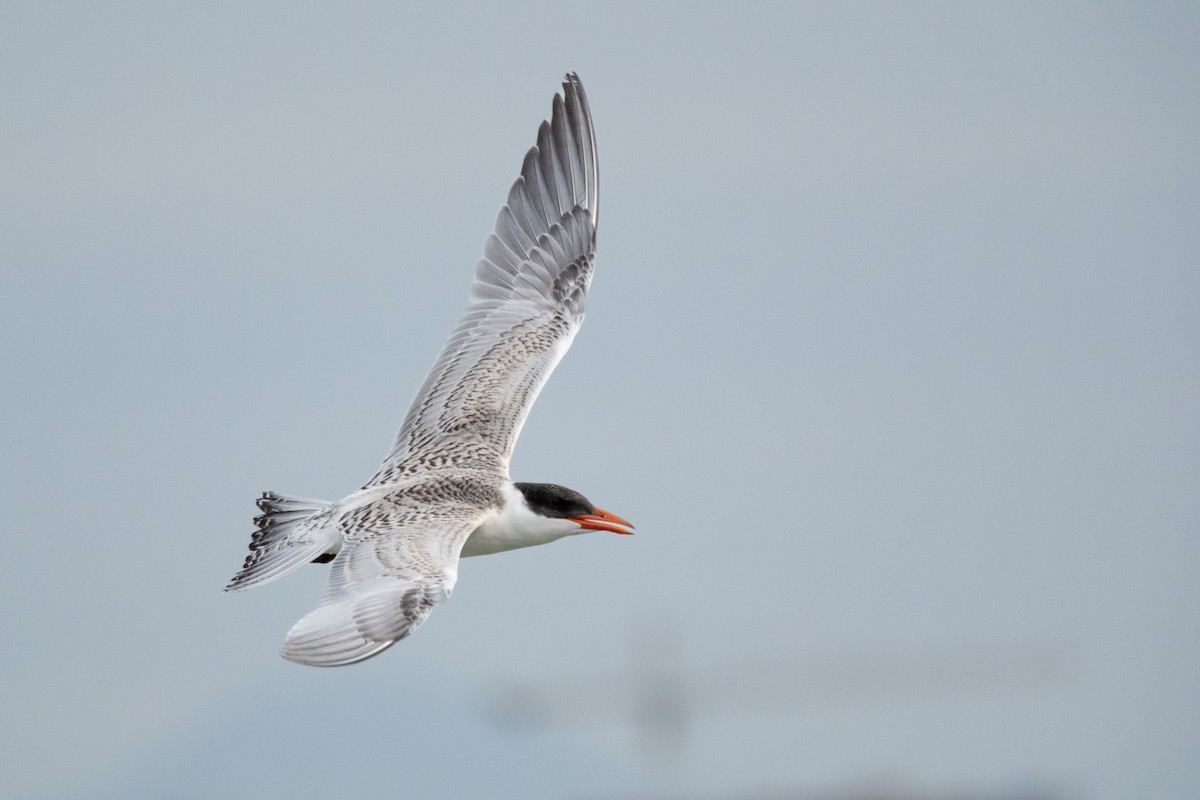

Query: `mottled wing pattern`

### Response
(365, 73, 598, 488)
(281, 478, 500, 666)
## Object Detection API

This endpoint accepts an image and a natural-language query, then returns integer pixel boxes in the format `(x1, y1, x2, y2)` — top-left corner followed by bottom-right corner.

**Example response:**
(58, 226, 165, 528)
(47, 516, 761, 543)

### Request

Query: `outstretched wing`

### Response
(365, 73, 598, 488)
(281, 496, 489, 667)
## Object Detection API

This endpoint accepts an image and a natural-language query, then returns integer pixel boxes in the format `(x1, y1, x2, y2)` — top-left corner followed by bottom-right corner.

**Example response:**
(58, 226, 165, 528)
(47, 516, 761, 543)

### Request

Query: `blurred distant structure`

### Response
(573, 781, 1070, 800)
(486, 627, 1073, 799)
(489, 631, 1070, 757)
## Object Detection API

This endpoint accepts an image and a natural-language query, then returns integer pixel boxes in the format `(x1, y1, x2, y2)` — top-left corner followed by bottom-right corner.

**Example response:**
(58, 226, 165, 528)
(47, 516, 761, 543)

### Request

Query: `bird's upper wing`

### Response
(364, 73, 598, 489)
(281, 483, 495, 666)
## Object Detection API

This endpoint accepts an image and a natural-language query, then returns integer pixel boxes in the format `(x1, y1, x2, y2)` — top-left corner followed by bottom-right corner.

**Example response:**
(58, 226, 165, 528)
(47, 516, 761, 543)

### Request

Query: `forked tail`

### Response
(225, 491, 340, 592)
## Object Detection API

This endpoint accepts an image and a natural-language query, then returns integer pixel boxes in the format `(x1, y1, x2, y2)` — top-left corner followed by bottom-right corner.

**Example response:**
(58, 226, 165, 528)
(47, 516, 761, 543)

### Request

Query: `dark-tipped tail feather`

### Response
(225, 492, 340, 592)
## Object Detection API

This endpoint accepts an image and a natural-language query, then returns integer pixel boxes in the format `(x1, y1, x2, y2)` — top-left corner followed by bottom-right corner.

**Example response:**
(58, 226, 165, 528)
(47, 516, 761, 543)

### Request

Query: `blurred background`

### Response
(1, 2, 1197, 798)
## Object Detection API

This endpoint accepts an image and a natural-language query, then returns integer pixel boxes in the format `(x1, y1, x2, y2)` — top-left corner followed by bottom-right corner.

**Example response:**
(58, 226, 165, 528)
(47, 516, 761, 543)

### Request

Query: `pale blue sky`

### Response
(2, 3, 1197, 799)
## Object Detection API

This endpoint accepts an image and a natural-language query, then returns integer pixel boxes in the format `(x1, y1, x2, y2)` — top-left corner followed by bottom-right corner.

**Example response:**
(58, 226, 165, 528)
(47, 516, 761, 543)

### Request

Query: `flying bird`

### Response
(226, 73, 632, 667)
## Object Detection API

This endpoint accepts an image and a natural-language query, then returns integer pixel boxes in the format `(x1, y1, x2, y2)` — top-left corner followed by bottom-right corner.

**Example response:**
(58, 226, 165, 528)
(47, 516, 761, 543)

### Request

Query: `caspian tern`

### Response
(226, 73, 632, 667)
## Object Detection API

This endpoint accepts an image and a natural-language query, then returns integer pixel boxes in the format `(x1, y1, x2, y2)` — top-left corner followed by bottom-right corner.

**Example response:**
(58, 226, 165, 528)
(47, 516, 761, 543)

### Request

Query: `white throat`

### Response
(460, 482, 582, 558)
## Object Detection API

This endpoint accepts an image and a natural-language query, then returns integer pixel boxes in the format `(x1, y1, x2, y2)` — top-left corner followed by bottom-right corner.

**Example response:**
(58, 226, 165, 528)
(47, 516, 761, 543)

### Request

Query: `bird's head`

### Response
(513, 482, 635, 537)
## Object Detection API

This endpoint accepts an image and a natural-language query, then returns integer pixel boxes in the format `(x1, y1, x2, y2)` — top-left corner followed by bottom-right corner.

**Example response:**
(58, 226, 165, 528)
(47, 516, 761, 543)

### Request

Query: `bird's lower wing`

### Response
(281, 503, 486, 667)
(281, 578, 451, 666)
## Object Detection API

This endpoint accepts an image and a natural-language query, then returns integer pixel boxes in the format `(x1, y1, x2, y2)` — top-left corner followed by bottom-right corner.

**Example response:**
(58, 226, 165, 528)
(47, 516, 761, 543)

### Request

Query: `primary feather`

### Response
(366, 73, 598, 487)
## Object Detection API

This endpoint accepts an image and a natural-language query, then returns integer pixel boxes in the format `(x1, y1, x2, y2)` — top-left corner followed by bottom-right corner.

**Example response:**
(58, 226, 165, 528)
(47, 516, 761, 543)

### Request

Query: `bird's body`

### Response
(226, 74, 632, 667)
